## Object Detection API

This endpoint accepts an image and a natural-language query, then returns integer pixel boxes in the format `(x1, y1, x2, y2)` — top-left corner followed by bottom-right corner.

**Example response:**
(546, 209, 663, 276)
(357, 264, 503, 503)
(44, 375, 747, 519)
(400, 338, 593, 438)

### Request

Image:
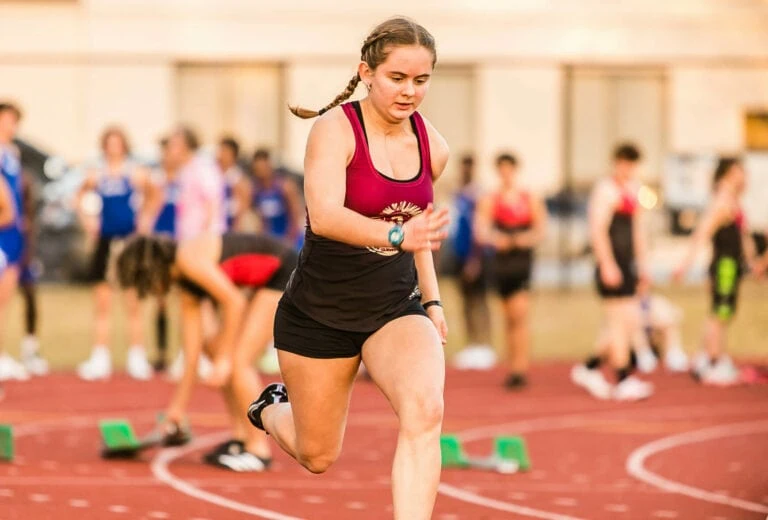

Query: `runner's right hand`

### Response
(401, 204, 449, 252)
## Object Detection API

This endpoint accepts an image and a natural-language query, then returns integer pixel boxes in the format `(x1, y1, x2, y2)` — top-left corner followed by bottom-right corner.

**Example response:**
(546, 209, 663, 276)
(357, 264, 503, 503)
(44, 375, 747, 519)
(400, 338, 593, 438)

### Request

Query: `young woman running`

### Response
(247, 17, 450, 520)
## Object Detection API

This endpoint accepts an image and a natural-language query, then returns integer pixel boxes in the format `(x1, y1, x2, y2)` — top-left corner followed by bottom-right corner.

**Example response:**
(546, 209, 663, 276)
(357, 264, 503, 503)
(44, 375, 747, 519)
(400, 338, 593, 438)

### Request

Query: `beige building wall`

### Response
(0, 63, 173, 161)
(670, 67, 768, 154)
(475, 66, 562, 194)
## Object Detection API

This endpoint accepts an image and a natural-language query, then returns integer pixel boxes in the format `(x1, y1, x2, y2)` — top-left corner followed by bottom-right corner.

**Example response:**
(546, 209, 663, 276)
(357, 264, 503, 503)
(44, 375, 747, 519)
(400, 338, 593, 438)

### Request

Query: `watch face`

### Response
(389, 226, 404, 247)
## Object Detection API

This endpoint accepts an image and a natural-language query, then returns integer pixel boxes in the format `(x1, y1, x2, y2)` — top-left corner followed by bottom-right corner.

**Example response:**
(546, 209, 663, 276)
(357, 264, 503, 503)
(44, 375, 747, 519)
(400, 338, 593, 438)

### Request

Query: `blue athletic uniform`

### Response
(90, 163, 137, 281)
(452, 189, 476, 263)
(97, 170, 136, 238)
(0, 145, 24, 267)
(153, 171, 179, 238)
(253, 178, 300, 250)
(223, 167, 244, 231)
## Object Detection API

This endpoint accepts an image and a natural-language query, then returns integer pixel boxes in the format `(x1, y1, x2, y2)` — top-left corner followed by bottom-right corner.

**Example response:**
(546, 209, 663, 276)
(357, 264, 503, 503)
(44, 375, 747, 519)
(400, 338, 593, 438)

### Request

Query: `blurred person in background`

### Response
(148, 136, 181, 371)
(17, 165, 48, 375)
(76, 126, 158, 381)
(0, 102, 30, 381)
(250, 148, 304, 249)
(216, 137, 251, 232)
(674, 157, 761, 385)
(571, 143, 653, 401)
(165, 126, 225, 381)
(448, 154, 495, 370)
(474, 153, 547, 389)
(117, 232, 297, 471)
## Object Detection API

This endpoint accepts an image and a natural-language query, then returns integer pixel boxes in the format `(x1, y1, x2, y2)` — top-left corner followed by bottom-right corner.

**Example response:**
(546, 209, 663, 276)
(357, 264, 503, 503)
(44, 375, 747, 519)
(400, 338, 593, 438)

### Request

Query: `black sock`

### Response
(504, 373, 527, 389)
(585, 356, 602, 370)
(616, 365, 632, 383)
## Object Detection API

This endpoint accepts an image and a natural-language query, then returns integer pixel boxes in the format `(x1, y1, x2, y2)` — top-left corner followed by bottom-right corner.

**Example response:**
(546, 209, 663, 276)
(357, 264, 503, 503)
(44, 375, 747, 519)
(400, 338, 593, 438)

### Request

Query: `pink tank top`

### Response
(341, 101, 434, 224)
(176, 155, 226, 240)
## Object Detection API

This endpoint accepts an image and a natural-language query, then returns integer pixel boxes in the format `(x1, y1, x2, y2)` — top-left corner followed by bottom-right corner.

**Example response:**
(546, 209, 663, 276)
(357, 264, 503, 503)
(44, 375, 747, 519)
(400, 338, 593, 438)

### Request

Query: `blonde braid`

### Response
(288, 74, 361, 119)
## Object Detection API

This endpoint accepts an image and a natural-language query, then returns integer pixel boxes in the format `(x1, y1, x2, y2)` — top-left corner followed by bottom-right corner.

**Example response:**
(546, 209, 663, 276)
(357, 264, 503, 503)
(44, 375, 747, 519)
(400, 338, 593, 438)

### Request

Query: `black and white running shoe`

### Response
(202, 440, 271, 472)
(247, 383, 289, 431)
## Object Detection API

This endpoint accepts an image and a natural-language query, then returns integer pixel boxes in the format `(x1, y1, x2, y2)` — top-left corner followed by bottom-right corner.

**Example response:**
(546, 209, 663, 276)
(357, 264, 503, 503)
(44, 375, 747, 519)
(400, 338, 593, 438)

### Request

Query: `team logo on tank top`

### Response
(367, 201, 423, 256)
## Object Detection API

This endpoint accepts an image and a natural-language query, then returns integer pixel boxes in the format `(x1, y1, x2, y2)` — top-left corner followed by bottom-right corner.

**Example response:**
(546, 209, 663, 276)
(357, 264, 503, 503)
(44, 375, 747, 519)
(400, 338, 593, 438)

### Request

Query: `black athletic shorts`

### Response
(709, 256, 742, 320)
(595, 261, 637, 299)
(496, 273, 531, 298)
(90, 235, 127, 283)
(493, 253, 532, 298)
(274, 295, 429, 359)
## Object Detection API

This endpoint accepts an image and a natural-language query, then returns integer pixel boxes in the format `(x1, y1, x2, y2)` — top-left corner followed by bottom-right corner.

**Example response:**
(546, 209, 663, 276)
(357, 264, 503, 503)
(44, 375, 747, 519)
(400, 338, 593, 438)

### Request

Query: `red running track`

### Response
(1, 364, 767, 519)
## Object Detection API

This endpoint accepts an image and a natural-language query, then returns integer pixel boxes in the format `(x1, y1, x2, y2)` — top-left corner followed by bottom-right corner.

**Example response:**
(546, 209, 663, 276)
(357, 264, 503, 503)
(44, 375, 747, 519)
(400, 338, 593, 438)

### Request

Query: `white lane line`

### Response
(626, 420, 768, 515)
(438, 484, 585, 520)
(440, 401, 768, 519)
(151, 432, 304, 520)
(457, 402, 768, 442)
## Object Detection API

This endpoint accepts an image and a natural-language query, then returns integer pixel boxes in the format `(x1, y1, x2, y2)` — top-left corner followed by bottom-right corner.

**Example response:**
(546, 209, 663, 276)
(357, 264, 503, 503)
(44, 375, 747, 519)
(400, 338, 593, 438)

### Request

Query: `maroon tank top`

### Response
(285, 101, 434, 332)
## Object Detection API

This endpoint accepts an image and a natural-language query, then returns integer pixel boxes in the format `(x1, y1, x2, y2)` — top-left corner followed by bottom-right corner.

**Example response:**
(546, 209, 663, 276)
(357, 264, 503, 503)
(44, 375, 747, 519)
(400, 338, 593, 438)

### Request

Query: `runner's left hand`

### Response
(427, 305, 448, 345)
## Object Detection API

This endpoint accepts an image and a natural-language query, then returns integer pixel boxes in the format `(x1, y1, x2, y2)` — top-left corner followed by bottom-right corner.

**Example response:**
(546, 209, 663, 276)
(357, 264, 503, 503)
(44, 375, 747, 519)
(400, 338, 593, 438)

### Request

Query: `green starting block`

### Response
(98, 417, 191, 459)
(0, 424, 13, 462)
(99, 420, 143, 451)
(440, 434, 530, 473)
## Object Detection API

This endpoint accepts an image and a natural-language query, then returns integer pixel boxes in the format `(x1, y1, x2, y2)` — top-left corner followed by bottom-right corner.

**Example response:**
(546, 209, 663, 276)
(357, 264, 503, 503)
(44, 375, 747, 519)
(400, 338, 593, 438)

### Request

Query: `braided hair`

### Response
(289, 17, 436, 119)
(116, 235, 178, 298)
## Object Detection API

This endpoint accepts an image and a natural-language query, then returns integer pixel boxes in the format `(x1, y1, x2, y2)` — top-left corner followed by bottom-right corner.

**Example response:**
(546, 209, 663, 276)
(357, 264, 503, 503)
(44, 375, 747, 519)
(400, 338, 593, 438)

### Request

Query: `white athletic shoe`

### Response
(664, 346, 689, 373)
(199, 353, 214, 380)
(570, 364, 612, 400)
(691, 350, 709, 378)
(21, 336, 49, 376)
(613, 376, 654, 401)
(258, 341, 280, 375)
(453, 345, 498, 370)
(700, 356, 740, 387)
(0, 354, 30, 381)
(126, 347, 153, 381)
(635, 347, 659, 374)
(77, 347, 112, 381)
(167, 351, 214, 381)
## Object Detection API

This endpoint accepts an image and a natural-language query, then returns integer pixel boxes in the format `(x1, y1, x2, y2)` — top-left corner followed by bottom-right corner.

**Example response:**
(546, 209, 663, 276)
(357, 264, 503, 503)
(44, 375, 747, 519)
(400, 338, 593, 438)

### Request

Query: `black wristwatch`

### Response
(423, 300, 442, 310)
(388, 223, 405, 250)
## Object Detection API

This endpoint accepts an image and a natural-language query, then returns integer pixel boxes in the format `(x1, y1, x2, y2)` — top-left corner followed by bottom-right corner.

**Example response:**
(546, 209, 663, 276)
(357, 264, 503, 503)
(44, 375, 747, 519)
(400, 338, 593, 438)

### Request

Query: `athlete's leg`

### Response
(228, 288, 281, 458)
(503, 290, 530, 376)
(123, 288, 145, 349)
(260, 351, 360, 473)
(0, 266, 20, 355)
(93, 282, 112, 347)
(362, 314, 444, 520)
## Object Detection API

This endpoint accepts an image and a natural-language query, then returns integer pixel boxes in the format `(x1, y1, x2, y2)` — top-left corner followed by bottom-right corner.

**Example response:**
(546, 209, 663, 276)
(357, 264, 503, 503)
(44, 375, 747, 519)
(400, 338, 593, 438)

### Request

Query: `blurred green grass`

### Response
(1, 280, 766, 370)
